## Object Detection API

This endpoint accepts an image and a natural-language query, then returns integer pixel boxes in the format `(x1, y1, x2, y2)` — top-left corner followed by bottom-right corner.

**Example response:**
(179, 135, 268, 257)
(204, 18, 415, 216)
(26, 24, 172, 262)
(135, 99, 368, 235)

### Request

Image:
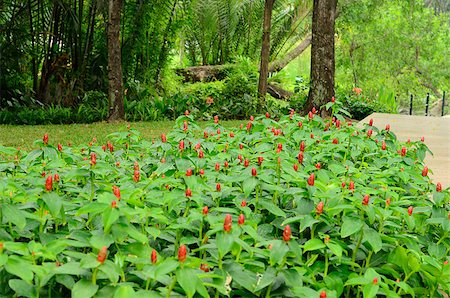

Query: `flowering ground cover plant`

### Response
(0, 100, 449, 297)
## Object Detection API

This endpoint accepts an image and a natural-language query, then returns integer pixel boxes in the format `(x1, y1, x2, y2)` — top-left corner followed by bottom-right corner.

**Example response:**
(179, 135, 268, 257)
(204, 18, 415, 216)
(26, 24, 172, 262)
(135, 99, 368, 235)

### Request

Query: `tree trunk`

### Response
(303, 0, 336, 116)
(257, 0, 275, 111)
(107, 0, 124, 121)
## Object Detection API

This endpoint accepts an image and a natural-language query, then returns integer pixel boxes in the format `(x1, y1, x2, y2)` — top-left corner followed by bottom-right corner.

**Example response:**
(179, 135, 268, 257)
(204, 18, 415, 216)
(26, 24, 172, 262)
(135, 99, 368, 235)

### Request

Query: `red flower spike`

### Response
(224, 214, 232, 232)
(202, 206, 208, 215)
(238, 155, 243, 162)
(217, 128, 221, 134)
(241, 200, 247, 207)
(283, 225, 291, 242)
(421, 136, 425, 142)
(244, 159, 250, 168)
(215, 163, 220, 171)
(252, 168, 257, 177)
(408, 206, 413, 216)
(320, 291, 327, 298)
(422, 166, 428, 177)
(331, 96, 335, 103)
(90, 152, 97, 166)
(298, 152, 304, 164)
(216, 183, 221, 191)
(111, 200, 117, 208)
(373, 277, 378, 285)
(312, 107, 317, 114)
(367, 129, 373, 137)
(224, 161, 229, 168)
(54, 173, 60, 182)
(133, 170, 140, 182)
(161, 157, 166, 163)
(229, 132, 235, 138)
(341, 182, 346, 188)
(401, 147, 406, 156)
(57, 143, 62, 152)
(194, 143, 201, 150)
(43, 133, 49, 145)
(186, 168, 193, 176)
(178, 245, 187, 262)
(362, 195, 370, 206)
(310, 133, 314, 139)
(199, 169, 205, 176)
(381, 141, 387, 150)
(214, 115, 219, 124)
(316, 201, 324, 215)
(185, 189, 192, 197)
(179, 140, 185, 151)
(308, 111, 313, 120)
(134, 161, 139, 171)
(45, 175, 53, 191)
(385, 124, 390, 131)
(444, 260, 449, 265)
(200, 263, 209, 272)
(315, 163, 321, 170)
(369, 118, 373, 126)
(307, 173, 315, 186)
(436, 182, 442, 192)
(386, 198, 391, 206)
(300, 141, 306, 151)
(151, 249, 157, 264)
(97, 246, 107, 264)
(246, 121, 252, 131)
(293, 164, 299, 171)
(265, 112, 270, 118)
(238, 214, 245, 225)
(0, 242, 3, 252)
(258, 156, 264, 166)
(298, 121, 303, 128)
(102, 145, 106, 151)
(113, 186, 121, 200)
(277, 143, 283, 152)
(204, 131, 208, 139)
(332, 138, 338, 144)
(349, 181, 355, 190)
(198, 150, 204, 158)
(250, 115, 254, 121)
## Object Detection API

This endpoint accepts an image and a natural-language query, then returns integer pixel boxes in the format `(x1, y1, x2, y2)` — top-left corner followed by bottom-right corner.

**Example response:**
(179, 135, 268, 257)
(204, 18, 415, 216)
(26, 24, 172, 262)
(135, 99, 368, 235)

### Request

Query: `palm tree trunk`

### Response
(107, 0, 124, 121)
(257, 0, 275, 111)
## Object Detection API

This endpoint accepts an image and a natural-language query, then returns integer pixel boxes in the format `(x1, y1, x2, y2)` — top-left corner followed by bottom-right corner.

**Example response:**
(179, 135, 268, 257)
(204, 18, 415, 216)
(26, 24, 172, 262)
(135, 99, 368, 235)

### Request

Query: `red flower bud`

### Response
(178, 245, 187, 262)
(238, 155, 243, 162)
(57, 143, 62, 152)
(216, 183, 221, 191)
(229, 132, 235, 138)
(422, 166, 428, 177)
(335, 119, 341, 128)
(0, 242, 3, 252)
(408, 206, 413, 216)
(90, 152, 97, 166)
(307, 173, 315, 186)
(385, 124, 390, 131)
(198, 150, 204, 158)
(43, 133, 49, 145)
(251, 167, 257, 177)
(436, 182, 442, 192)
(244, 159, 249, 168)
(315, 163, 321, 170)
(349, 181, 355, 191)
(133, 170, 140, 182)
(320, 291, 327, 298)
(45, 175, 53, 191)
(184, 110, 190, 116)
(214, 115, 219, 124)
(111, 200, 117, 208)
(54, 173, 59, 182)
(283, 225, 291, 242)
(308, 111, 313, 120)
(367, 129, 373, 137)
(246, 121, 252, 131)
(224, 214, 232, 232)
(332, 138, 338, 144)
(298, 121, 303, 128)
(204, 131, 208, 139)
(215, 163, 220, 171)
(310, 133, 314, 139)
(293, 164, 299, 171)
(297, 152, 304, 164)
(362, 195, 370, 205)
(312, 107, 317, 114)
(97, 246, 107, 264)
(224, 161, 229, 168)
(217, 128, 221, 134)
(341, 182, 346, 188)
(265, 112, 270, 118)
(185, 188, 192, 197)
(151, 249, 157, 264)
(113, 186, 121, 200)
(199, 169, 205, 176)
(202, 206, 208, 215)
(277, 143, 283, 152)
(386, 198, 391, 206)
(331, 96, 335, 103)
(238, 214, 245, 225)
(250, 115, 254, 121)
(401, 147, 406, 156)
(179, 140, 185, 151)
(369, 118, 373, 126)
(186, 168, 193, 176)
(258, 156, 264, 166)
(421, 136, 425, 142)
(316, 201, 324, 215)
(381, 141, 386, 150)
(194, 143, 201, 150)
(241, 200, 247, 207)
(200, 263, 209, 272)
(373, 277, 378, 285)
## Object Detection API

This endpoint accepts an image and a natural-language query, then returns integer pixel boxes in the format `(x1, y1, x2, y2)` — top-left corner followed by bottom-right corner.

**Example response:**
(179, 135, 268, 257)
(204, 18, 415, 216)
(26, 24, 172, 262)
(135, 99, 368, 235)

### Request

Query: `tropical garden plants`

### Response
(0, 99, 448, 297)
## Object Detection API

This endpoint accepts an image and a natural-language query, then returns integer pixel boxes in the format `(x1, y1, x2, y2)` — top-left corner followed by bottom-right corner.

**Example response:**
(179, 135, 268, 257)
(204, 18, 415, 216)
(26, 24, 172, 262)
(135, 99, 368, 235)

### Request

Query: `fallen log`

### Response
(267, 83, 293, 100)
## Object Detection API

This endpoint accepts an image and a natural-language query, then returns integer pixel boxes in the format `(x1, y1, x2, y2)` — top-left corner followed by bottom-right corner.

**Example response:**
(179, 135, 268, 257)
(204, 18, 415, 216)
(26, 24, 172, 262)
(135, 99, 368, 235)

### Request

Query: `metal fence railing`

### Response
(408, 91, 447, 116)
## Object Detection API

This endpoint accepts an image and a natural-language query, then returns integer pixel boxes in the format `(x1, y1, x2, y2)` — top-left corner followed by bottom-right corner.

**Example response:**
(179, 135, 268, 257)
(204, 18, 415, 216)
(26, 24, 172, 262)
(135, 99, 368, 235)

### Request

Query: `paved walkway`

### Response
(360, 113, 450, 188)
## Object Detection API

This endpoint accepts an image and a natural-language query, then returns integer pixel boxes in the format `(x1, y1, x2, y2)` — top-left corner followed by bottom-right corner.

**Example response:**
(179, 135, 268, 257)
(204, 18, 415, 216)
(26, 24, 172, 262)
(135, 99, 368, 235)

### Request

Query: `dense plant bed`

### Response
(0, 100, 448, 297)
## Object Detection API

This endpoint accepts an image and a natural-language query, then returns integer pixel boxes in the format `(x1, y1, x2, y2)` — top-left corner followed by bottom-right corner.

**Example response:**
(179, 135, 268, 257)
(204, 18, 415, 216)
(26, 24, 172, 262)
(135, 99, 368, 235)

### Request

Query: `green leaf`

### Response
(259, 200, 286, 217)
(363, 228, 382, 253)
(243, 177, 258, 197)
(216, 232, 234, 258)
(5, 256, 33, 283)
(24, 149, 42, 164)
(341, 216, 363, 238)
(326, 241, 343, 259)
(72, 279, 98, 298)
(270, 240, 289, 266)
(2, 204, 26, 230)
(9, 279, 35, 298)
(114, 285, 136, 298)
(303, 239, 326, 252)
(42, 192, 62, 217)
(76, 202, 109, 215)
(254, 267, 276, 292)
(176, 268, 197, 298)
(155, 259, 179, 278)
(291, 287, 319, 297)
(363, 283, 379, 298)
(103, 208, 120, 233)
